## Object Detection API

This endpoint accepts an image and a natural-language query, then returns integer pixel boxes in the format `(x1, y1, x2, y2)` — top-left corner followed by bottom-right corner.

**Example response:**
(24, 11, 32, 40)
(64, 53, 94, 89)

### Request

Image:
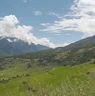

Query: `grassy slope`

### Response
(19, 42, 95, 67)
(0, 61, 95, 96)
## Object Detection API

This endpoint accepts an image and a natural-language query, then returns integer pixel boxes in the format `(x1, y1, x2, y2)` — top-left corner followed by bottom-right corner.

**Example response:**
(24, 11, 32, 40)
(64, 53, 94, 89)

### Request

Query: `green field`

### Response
(0, 59, 95, 96)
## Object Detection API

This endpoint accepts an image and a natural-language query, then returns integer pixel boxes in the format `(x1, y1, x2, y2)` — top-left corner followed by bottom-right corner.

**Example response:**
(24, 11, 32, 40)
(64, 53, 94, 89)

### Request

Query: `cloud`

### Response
(41, 0, 95, 38)
(33, 11, 42, 16)
(22, 0, 29, 3)
(48, 12, 63, 19)
(0, 15, 55, 48)
(56, 42, 70, 47)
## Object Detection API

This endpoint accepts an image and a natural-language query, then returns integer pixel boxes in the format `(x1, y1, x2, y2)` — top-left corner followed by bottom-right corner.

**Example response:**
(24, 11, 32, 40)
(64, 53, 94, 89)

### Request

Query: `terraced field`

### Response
(0, 60, 95, 96)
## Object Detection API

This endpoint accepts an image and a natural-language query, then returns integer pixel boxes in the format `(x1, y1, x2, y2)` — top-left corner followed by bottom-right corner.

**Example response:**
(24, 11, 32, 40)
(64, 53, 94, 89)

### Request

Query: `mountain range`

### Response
(19, 35, 95, 66)
(0, 35, 95, 66)
(0, 33, 95, 96)
(0, 37, 48, 57)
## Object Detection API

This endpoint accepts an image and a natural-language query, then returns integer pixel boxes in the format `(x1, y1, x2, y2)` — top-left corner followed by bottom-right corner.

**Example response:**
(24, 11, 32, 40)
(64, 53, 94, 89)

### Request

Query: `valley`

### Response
(0, 0, 95, 95)
(0, 35, 95, 96)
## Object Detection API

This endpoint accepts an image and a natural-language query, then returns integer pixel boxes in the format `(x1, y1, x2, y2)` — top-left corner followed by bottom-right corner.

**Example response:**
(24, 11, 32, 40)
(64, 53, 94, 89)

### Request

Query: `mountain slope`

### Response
(20, 35, 95, 66)
(0, 35, 95, 96)
(0, 57, 95, 96)
(0, 37, 49, 57)
(55, 35, 95, 52)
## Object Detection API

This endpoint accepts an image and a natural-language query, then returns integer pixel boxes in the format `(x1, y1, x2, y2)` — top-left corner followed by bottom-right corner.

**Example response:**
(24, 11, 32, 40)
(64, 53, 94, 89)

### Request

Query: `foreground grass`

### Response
(0, 62, 95, 96)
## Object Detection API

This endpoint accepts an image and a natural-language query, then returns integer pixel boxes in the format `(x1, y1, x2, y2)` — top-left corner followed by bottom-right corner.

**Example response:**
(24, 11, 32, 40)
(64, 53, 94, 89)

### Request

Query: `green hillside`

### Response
(0, 35, 95, 96)
(0, 58, 95, 96)
(19, 43, 95, 67)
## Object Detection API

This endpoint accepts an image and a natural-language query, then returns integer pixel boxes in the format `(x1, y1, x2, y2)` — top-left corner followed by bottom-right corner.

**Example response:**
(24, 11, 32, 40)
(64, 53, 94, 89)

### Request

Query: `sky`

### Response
(0, 0, 95, 48)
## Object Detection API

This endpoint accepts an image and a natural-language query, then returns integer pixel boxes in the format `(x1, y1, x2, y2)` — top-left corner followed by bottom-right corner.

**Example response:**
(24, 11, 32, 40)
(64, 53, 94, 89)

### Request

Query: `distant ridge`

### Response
(0, 37, 49, 57)
(20, 35, 95, 66)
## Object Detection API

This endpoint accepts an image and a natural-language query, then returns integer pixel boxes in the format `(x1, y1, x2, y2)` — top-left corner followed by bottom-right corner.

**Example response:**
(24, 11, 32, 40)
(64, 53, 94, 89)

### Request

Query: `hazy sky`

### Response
(0, 0, 95, 48)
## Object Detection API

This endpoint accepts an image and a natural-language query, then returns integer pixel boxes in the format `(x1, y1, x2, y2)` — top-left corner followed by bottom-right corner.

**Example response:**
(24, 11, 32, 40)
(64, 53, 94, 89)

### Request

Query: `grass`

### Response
(0, 61, 95, 96)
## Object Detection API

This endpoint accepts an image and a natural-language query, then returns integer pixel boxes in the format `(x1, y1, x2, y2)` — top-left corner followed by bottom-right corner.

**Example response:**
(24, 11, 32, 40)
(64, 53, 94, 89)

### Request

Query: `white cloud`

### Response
(48, 12, 63, 19)
(56, 42, 70, 48)
(0, 15, 55, 48)
(22, 0, 28, 3)
(33, 11, 42, 16)
(41, 0, 95, 38)
(41, 23, 51, 26)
